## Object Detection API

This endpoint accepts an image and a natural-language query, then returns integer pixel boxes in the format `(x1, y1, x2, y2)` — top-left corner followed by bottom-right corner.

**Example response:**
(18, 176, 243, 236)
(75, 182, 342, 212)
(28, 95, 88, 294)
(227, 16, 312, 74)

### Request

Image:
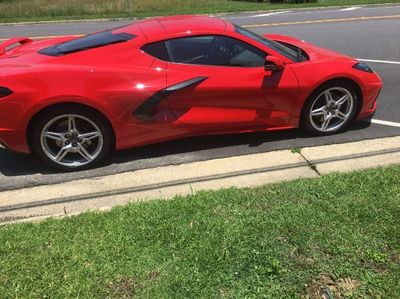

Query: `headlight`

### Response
(0, 87, 13, 99)
(353, 62, 373, 73)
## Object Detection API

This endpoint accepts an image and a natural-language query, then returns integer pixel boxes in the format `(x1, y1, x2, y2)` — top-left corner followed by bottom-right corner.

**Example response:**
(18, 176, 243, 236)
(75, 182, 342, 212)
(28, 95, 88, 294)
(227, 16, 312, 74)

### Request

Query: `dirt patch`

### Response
(337, 277, 360, 295)
(304, 274, 360, 298)
(390, 253, 400, 265)
(147, 271, 160, 280)
(294, 254, 315, 268)
(108, 276, 135, 299)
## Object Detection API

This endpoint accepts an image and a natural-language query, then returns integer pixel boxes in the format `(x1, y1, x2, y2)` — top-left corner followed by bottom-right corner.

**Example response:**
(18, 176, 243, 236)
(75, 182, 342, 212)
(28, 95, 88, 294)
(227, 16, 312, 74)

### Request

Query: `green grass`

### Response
(0, 165, 399, 298)
(0, 0, 398, 23)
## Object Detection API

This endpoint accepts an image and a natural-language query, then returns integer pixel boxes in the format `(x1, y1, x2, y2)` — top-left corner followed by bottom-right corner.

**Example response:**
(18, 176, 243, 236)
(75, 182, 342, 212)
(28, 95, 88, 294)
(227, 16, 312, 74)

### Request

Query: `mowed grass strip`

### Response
(0, 165, 399, 298)
(0, 0, 398, 23)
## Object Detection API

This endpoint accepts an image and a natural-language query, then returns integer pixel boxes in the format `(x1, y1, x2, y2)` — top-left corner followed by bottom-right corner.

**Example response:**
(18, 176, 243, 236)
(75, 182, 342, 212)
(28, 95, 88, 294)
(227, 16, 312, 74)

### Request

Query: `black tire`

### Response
(31, 106, 114, 171)
(301, 81, 360, 136)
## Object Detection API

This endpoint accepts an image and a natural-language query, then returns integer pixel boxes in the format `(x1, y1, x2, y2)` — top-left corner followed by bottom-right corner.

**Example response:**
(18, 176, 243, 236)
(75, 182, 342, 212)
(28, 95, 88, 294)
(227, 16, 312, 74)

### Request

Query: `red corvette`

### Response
(0, 16, 382, 170)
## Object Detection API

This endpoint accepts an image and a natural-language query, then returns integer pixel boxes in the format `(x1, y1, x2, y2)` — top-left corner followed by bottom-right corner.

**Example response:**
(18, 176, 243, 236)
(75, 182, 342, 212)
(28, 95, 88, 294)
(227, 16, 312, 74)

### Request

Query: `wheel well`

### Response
(26, 102, 116, 152)
(302, 77, 363, 120)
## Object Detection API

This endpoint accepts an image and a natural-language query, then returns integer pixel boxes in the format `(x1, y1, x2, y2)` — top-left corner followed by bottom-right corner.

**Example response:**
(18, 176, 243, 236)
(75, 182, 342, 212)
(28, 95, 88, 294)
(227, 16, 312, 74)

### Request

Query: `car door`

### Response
(142, 35, 298, 131)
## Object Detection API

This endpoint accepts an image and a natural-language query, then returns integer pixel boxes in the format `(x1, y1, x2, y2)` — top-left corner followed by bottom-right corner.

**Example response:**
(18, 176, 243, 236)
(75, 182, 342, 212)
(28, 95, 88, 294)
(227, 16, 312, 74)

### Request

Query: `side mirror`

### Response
(265, 56, 284, 71)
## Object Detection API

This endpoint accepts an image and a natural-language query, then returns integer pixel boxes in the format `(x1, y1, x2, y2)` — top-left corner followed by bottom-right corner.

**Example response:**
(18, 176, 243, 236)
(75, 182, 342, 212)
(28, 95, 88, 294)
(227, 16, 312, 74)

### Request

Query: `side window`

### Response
(141, 41, 169, 61)
(167, 35, 266, 67)
(167, 36, 215, 64)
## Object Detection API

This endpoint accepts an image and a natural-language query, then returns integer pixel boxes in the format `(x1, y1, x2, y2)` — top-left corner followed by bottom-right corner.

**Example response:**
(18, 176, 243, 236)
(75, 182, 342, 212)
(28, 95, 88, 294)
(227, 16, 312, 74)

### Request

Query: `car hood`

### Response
(264, 34, 357, 63)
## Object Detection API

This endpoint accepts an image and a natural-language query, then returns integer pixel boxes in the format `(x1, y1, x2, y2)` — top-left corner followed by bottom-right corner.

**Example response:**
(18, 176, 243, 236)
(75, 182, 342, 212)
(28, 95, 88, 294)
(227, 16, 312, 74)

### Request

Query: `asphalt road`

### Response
(0, 4, 399, 191)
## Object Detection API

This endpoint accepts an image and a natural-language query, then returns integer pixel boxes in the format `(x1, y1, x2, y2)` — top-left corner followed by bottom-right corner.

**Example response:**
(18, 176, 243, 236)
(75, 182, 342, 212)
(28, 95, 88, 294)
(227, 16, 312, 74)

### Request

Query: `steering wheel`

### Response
(181, 37, 221, 64)
(206, 37, 236, 65)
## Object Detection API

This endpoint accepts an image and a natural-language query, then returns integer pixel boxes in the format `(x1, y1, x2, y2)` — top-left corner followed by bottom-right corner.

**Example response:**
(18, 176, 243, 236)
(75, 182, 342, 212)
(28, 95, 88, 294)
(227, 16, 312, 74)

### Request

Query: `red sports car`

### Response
(0, 16, 382, 170)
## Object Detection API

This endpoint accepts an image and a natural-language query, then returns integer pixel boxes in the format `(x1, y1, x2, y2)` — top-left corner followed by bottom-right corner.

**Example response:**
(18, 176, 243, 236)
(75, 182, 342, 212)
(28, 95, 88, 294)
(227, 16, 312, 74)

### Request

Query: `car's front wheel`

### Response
(302, 82, 360, 135)
(31, 107, 113, 171)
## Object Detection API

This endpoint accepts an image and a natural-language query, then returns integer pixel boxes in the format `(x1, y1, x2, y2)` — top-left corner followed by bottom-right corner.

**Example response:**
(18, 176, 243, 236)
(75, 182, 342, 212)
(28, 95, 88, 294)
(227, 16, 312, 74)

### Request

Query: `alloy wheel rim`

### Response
(309, 87, 354, 132)
(40, 114, 103, 167)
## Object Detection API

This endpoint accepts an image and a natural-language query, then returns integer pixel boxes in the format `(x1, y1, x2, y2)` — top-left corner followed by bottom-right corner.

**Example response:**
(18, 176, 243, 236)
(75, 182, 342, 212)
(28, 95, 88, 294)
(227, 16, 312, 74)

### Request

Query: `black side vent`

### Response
(39, 31, 136, 57)
(133, 76, 208, 121)
(0, 87, 13, 98)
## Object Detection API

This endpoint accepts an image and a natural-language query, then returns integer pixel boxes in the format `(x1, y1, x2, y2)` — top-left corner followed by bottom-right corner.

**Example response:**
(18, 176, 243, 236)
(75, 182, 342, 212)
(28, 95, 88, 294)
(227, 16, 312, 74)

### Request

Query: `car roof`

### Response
(135, 15, 228, 42)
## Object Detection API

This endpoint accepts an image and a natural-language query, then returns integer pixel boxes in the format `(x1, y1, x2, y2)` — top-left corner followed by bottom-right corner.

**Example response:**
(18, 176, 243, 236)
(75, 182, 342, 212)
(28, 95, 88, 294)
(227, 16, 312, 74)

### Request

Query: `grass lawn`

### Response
(0, 165, 399, 298)
(0, 0, 398, 23)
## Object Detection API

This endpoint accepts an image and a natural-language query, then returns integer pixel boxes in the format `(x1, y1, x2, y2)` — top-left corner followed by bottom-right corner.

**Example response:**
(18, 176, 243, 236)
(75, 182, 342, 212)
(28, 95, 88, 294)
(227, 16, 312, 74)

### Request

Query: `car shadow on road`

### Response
(0, 120, 372, 177)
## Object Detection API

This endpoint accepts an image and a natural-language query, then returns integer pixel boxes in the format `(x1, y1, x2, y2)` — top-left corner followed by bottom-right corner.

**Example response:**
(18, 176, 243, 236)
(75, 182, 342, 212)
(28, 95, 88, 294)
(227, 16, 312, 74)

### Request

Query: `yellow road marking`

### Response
(1, 14, 400, 42)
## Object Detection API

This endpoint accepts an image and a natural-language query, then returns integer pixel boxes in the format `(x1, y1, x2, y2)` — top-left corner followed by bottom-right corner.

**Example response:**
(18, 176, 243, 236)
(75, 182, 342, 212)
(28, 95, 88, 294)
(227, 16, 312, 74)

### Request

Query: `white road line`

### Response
(228, 5, 400, 19)
(340, 6, 362, 11)
(251, 11, 291, 18)
(372, 119, 400, 128)
(273, 5, 400, 16)
(358, 58, 400, 65)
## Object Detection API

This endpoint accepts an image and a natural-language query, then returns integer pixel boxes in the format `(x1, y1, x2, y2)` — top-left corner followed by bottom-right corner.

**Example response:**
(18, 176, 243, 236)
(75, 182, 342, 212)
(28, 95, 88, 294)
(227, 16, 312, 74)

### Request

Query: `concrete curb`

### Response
(0, 136, 399, 225)
(0, 3, 398, 26)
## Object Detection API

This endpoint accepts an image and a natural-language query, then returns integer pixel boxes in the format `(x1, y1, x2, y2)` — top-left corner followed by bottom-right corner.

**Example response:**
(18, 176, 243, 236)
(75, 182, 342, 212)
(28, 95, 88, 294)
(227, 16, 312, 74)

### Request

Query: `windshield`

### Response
(234, 25, 298, 62)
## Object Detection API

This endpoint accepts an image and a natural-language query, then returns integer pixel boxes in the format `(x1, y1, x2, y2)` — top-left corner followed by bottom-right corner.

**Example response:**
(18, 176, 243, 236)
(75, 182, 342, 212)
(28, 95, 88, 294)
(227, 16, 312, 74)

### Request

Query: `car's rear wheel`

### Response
(302, 82, 360, 135)
(31, 107, 113, 171)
